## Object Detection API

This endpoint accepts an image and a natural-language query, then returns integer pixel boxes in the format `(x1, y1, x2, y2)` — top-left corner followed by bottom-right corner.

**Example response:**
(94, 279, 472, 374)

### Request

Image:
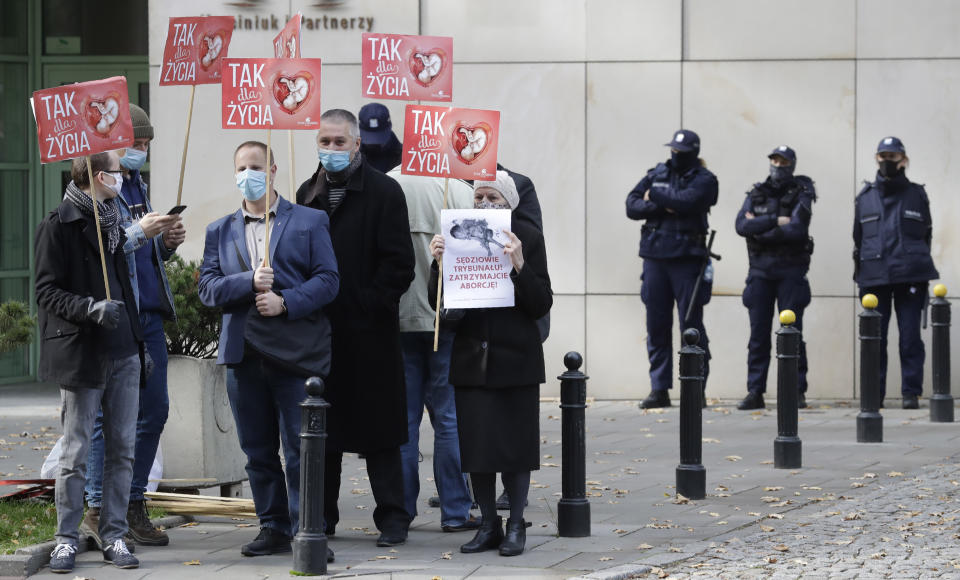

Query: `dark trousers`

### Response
(641, 257, 712, 390)
(860, 283, 928, 397)
(225, 353, 305, 537)
(743, 275, 811, 394)
(325, 446, 410, 535)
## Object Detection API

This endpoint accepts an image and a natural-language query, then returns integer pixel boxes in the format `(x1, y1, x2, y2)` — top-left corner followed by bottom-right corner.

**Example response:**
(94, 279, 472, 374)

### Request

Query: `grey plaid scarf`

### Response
(64, 181, 122, 253)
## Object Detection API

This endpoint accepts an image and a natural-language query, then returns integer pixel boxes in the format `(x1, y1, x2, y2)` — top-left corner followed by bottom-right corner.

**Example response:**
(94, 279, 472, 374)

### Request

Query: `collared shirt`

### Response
(241, 195, 278, 268)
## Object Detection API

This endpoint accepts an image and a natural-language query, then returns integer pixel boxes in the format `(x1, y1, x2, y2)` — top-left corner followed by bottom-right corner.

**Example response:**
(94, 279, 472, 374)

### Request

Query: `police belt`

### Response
(746, 238, 811, 257)
(641, 225, 707, 246)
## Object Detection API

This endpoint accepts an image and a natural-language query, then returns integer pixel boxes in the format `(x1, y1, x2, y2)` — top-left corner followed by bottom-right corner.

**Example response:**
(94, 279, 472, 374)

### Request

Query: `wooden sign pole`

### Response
(263, 128, 273, 267)
(84, 156, 112, 300)
(288, 130, 296, 202)
(432, 177, 450, 352)
(176, 85, 196, 206)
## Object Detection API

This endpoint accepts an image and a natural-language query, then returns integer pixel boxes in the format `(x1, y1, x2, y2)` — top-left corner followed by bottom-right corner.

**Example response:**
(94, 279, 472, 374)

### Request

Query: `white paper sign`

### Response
(441, 209, 514, 309)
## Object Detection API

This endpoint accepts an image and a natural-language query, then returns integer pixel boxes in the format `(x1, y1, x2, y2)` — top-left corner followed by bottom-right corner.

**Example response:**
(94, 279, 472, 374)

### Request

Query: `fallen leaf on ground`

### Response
(725, 455, 743, 462)
(183, 560, 201, 565)
(637, 543, 653, 550)
(760, 525, 775, 532)
(772, 544, 789, 552)
(441, 551, 452, 560)
(763, 486, 783, 491)
(599, 556, 613, 561)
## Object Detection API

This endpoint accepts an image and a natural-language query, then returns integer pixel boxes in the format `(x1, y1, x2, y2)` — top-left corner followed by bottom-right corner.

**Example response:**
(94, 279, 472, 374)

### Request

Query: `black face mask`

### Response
(769, 165, 794, 187)
(671, 150, 698, 170)
(878, 160, 902, 178)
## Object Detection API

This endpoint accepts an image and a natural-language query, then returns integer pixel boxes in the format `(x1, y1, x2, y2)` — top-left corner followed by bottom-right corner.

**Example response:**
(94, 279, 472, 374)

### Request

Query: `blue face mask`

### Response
(236, 169, 267, 201)
(120, 148, 148, 171)
(317, 148, 352, 172)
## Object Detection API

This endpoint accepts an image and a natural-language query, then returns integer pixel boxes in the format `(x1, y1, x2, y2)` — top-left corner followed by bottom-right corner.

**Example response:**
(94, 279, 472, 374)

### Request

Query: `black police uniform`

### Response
(854, 168, 938, 400)
(626, 132, 718, 398)
(735, 170, 816, 400)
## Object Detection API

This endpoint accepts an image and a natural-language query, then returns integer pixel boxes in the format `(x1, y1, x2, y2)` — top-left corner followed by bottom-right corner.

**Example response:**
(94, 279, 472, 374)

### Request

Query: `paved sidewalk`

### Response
(4, 387, 959, 579)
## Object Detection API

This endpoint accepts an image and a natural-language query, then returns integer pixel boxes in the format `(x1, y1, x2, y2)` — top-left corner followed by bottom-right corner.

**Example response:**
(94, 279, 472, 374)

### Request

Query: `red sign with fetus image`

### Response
(31, 76, 134, 163)
(273, 14, 302, 58)
(160, 16, 235, 86)
(221, 58, 322, 130)
(402, 105, 499, 181)
(362, 33, 453, 102)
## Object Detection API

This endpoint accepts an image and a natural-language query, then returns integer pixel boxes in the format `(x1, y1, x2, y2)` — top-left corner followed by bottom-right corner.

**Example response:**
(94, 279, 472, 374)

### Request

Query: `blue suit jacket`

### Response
(198, 196, 340, 365)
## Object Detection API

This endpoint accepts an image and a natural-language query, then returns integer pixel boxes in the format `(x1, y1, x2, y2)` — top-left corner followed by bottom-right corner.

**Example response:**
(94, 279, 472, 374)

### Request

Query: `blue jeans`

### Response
(56, 355, 140, 546)
(86, 311, 169, 506)
(226, 353, 305, 537)
(399, 331, 472, 526)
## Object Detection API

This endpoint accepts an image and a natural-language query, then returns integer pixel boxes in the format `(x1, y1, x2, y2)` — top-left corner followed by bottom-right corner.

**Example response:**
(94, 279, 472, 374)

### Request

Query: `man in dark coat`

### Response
(297, 108, 416, 547)
(36, 151, 143, 573)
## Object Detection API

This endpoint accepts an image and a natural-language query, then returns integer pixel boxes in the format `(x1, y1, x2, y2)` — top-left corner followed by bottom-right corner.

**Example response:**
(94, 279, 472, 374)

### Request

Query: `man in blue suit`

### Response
(199, 141, 339, 559)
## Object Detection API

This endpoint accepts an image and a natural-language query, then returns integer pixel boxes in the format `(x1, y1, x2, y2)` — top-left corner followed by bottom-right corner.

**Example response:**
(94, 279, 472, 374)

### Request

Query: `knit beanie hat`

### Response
(475, 170, 519, 210)
(129, 104, 154, 140)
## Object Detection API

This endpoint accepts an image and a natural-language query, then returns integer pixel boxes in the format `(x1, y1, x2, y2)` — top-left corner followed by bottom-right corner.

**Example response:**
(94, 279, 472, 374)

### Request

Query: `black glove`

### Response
(87, 298, 123, 330)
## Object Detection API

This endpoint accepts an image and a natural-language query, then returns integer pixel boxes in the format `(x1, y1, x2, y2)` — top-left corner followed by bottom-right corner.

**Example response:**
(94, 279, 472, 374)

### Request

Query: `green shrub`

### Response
(0, 301, 34, 355)
(163, 256, 221, 358)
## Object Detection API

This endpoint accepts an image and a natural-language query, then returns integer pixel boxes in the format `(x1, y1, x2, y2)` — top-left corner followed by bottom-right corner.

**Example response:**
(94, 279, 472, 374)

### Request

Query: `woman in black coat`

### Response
(429, 171, 552, 556)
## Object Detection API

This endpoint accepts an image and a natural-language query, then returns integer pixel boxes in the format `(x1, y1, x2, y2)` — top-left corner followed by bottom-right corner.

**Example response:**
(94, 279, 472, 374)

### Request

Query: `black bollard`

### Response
(774, 310, 802, 469)
(293, 377, 330, 575)
(558, 352, 591, 537)
(857, 294, 883, 443)
(676, 328, 706, 500)
(930, 284, 954, 423)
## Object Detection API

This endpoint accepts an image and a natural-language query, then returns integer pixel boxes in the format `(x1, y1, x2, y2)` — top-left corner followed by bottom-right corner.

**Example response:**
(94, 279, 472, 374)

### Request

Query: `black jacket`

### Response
(735, 175, 816, 278)
(297, 160, 416, 453)
(625, 160, 718, 259)
(35, 199, 143, 388)
(430, 217, 553, 388)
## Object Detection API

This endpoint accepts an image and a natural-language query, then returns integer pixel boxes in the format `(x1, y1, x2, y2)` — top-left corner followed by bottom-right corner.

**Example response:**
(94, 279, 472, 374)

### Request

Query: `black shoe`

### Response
(499, 518, 527, 556)
(48, 543, 77, 574)
(639, 390, 671, 409)
(428, 495, 441, 508)
(442, 514, 482, 532)
(241, 527, 292, 557)
(127, 499, 169, 546)
(460, 516, 503, 553)
(327, 547, 335, 563)
(902, 395, 919, 409)
(737, 391, 765, 410)
(495, 491, 527, 510)
(376, 531, 407, 547)
(324, 523, 336, 536)
(798, 392, 808, 409)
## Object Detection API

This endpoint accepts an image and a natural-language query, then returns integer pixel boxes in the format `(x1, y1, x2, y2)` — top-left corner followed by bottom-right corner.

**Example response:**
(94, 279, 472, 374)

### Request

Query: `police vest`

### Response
(745, 177, 814, 258)
(854, 178, 938, 287)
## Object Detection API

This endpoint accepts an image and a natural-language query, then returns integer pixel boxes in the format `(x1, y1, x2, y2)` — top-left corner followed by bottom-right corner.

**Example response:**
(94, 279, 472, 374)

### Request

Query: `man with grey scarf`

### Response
(36, 150, 143, 573)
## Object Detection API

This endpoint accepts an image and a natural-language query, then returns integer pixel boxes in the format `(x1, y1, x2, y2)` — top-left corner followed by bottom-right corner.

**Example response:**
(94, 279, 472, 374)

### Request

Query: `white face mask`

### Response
(102, 171, 123, 196)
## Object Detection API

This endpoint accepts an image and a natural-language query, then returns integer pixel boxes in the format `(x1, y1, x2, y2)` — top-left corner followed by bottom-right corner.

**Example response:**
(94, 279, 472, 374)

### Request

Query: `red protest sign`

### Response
(273, 14, 302, 58)
(31, 77, 133, 164)
(362, 33, 453, 102)
(221, 58, 323, 130)
(160, 16, 235, 86)
(402, 105, 499, 181)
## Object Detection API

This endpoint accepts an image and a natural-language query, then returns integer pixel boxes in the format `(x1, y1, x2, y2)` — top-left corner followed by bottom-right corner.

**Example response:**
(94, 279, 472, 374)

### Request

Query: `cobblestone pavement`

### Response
(645, 461, 960, 579)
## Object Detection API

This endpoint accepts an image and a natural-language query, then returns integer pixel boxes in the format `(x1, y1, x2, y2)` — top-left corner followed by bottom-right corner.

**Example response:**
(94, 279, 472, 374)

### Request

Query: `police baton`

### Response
(684, 230, 721, 324)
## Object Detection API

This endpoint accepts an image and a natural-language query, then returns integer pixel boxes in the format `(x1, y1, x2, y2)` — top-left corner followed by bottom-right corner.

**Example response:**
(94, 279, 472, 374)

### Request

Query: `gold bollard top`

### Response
(862, 294, 878, 309)
(779, 310, 796, 325)
(934, 284, 947, 298)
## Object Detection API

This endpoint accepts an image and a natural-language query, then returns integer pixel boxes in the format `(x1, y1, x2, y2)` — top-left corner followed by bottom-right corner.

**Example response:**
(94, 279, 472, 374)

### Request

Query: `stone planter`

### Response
(160, 355, 246, 487)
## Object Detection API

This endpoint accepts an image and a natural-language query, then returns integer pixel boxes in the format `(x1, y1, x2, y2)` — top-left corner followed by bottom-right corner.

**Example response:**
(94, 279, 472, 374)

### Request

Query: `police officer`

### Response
(626, 129, 718, 409)
(854, 136, 939, 409)
(735, 146, 816, 410)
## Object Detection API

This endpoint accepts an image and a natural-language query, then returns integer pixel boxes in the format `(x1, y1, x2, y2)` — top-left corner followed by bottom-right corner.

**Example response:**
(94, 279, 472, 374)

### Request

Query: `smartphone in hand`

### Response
(167, 205, 187, 215)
